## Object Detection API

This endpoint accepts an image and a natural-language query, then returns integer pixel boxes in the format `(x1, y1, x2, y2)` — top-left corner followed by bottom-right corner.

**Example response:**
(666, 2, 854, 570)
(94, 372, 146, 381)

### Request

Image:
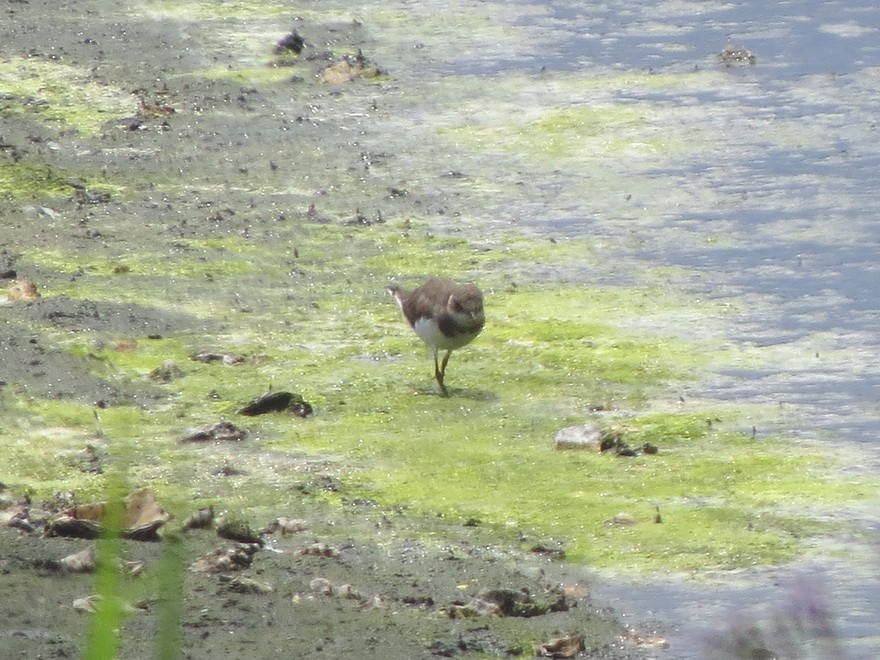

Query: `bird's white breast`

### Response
(412, 317, 479, 350)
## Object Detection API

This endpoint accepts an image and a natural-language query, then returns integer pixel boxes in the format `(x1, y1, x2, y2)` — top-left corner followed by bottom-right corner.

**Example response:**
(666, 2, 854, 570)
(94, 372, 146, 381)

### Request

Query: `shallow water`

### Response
(512, 0, 880, 443)
(534, 0, 880, 78)
(517, 0, 880, 656)
(432, 0, 880, 656)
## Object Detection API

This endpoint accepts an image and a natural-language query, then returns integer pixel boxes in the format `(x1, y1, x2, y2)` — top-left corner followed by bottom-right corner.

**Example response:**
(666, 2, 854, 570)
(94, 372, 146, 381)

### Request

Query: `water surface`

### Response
(482, 0, 880, 655)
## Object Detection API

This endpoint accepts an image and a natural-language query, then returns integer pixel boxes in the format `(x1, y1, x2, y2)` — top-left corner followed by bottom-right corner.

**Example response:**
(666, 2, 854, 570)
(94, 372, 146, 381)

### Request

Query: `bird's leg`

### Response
(433, 348, 447, 396)
(433, 347, 441, 382)
(437, 350, 452, 396)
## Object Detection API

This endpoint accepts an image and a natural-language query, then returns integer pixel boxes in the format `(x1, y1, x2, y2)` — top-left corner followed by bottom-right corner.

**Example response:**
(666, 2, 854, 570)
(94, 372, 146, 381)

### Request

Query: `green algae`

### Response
(435, 69, 723, 102)
(144, 0, 294, 19)
(0, 58, 135, 135)
(188, 64, 306, 86)
(422, 71, 721, 179)
(21, 245, 257, 288)
(4, 409, 106, 500)
(5, 203, 872, 576)
(0, 158, 120, 199)
(303, 405, 866, 572)
(440, 102, 681, 162)
(6, 209, 871, 575)
(0, 159, 75, 197)
(6, 343, 863, 579)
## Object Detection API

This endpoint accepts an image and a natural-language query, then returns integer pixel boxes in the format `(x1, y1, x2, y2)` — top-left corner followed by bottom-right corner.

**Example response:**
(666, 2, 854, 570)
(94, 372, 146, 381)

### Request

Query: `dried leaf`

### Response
(8, 279, 40, 301)
(535, 634, 585, 658)
(125, 489, 172, 540)
(47, 489, 170, 541)
(73, 595, 102, 613)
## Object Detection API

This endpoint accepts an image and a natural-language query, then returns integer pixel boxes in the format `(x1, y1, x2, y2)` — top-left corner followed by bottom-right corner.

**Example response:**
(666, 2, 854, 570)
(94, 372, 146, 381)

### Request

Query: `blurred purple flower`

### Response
(704, 572, 846, 659)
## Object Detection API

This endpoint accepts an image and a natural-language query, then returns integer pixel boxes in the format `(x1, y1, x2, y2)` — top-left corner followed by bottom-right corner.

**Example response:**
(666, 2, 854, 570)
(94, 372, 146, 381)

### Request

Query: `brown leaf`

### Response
(535, 634, 585, 658)
(47, 489, 171, 541)
(70, 502, 106, 522)
(124, 489, 172, 540)
(8, 279, 39, 301)
(73, 595, 102, 613)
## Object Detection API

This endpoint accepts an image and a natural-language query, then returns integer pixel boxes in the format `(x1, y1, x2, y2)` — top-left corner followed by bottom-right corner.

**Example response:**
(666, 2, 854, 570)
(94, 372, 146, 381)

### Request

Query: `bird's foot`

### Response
(435, 372, 449, 397)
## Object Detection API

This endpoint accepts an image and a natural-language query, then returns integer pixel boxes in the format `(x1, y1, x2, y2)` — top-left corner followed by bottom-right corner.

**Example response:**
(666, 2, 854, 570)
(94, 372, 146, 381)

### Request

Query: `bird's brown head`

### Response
(447, 285, 485, 328)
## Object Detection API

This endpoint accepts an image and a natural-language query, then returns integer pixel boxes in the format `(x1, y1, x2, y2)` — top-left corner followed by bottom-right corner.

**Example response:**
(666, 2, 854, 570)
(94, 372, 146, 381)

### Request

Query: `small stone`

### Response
(332, 583, 362, 599)
(149, 359, 185, 382)
(290, 400, 314, 417)
(58, 546, 96, 573)
(299, 542, 337, 557)
(222, 575, 274, 594)
(217, 517, 263, 545)
(619, 630, 670, 650)
(309, 577, 333, 595)
(181, 506, 215, 531)
(180, 420, 247, 443)
(239, 391, 294, 415)
(190, 544, 257, 573)
(605, 512, 637, 527)
(46, 515, 100, 539)
(190, 350, 247, 365)
(359, 594, 387, 610)
(718, 43, 757, 65)
(0, 503, 29, 527)
(320, 50, 382, 84)
(553, 424, 602, 450)
(448, 587, 568, 619)
(274, 31, 305, 56)
(264, 516, 307, 535)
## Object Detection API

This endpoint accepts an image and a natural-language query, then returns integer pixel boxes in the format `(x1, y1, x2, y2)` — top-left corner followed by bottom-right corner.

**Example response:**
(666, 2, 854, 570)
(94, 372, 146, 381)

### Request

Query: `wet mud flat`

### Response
(0, 495, 649, 659)
(0, 1, 653, 657)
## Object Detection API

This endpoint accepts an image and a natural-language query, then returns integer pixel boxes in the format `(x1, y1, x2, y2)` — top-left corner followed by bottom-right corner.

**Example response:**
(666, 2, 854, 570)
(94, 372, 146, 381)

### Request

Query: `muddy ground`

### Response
(0, 1, 656, 658)
(0, 499, 647, 659)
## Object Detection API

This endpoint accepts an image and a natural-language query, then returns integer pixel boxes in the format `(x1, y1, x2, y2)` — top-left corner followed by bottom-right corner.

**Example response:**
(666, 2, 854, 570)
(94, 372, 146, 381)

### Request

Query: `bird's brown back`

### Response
(392, 277, 483, 329)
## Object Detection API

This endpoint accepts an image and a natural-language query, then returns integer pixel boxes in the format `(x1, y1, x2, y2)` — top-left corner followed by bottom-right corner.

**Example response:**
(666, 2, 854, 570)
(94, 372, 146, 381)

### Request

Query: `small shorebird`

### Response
(388, 277, 485, 396)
